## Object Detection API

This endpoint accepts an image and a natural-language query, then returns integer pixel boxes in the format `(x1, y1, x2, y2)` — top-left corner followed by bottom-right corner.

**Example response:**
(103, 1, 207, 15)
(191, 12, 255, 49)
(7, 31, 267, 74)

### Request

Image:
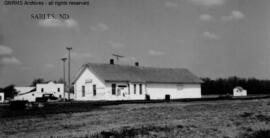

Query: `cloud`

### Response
(188, 0, 226, 6)
(221, 10, 245, 21)
(21, 66, 30, 70)
(176, 39, 185, 44)
(71, 52, 93, 59)
(165, 1, 178, 8)
(203, 31, 220, 39)
(45, 63, 55, 68)
(38, 18, 78, 28)
(0, 45, 21, 65)
(0, 45, 12, 55)
(200, 14, 214, 21)
(107, 41, 125, 49)
(149, 50, 165, 56)
(0, 56, 21, 65)
(38, 19, 63, 27)
(231, 11, 245, 19)
(121, 57, 137, 63)
(90, 23, 109, 31)
(65, 19, 79, 28)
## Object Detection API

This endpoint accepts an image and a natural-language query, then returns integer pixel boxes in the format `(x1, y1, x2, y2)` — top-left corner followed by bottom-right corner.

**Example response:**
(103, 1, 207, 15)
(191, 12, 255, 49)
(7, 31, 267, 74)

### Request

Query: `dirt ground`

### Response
(1, 99, 270, 138)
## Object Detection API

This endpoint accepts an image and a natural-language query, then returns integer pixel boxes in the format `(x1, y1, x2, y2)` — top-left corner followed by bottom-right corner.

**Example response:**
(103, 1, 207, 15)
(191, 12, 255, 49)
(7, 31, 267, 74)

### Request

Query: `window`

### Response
(82, 86, 85, 97)
(112, 84, 116, 95)
(118, 85, 127, 88)
(41, 88, 44, 92)
(57, 88, 60, 92)
(139, 84, 142, 95)
(128, 84, 130, 95)
(0, 96, 2, 101)
(134, 84, 136, 94)
(93, 85, 96, 96)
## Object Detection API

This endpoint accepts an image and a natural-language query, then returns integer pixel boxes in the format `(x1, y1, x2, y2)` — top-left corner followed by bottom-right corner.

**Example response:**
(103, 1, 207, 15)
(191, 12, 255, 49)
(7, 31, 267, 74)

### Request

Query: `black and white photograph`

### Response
(0, 0, 270, 137)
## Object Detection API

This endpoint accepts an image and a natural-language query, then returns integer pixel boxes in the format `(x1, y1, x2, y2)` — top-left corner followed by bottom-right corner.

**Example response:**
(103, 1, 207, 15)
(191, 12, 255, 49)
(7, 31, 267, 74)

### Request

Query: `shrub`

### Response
(218, 94, 232, 99)
(240, 129, 270, 138)
(9, 100, 29, 110)
(239, 112, 254, 118)
(255, 115, 270, 122)
(89, 125, 175, 138)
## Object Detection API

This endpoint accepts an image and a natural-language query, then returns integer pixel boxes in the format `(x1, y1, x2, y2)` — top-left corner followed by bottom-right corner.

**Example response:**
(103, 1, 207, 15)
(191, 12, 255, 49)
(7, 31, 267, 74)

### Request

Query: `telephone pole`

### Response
(66, 47, 72, 101)
(61, 57, 67, 100)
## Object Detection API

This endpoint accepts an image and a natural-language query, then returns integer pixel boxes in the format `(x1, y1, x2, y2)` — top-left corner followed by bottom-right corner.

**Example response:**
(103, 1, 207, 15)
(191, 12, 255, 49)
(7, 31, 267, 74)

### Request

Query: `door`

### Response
(118, 85, 128, 97)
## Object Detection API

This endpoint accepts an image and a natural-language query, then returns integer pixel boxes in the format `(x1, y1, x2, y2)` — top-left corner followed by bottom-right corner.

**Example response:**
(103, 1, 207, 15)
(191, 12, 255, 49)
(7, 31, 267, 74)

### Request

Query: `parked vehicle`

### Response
(36, 94, 59, 102)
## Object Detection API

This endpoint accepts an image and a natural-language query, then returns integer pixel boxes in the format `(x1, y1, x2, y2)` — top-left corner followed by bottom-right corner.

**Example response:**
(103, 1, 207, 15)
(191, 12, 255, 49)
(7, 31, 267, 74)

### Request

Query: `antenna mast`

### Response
(112, 54, 124, 63)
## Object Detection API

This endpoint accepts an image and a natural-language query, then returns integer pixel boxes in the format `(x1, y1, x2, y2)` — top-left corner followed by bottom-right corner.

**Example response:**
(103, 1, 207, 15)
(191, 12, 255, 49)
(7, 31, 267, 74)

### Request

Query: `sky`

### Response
(0, 0, 270, 87)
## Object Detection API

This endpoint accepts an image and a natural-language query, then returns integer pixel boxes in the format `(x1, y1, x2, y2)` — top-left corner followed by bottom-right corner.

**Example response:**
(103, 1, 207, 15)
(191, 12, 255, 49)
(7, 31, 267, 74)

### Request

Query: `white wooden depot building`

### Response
(73, 61, 202, 101)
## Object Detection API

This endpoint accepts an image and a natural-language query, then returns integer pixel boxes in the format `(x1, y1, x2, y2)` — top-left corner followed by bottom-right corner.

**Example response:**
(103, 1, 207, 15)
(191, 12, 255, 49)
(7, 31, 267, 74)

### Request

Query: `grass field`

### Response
(1, 99, 270, 138)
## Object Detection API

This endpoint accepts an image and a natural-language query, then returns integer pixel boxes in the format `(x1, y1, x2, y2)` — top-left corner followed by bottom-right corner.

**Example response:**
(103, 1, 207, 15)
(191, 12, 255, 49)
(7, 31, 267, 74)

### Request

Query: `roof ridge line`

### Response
(85, 62, 188, 70)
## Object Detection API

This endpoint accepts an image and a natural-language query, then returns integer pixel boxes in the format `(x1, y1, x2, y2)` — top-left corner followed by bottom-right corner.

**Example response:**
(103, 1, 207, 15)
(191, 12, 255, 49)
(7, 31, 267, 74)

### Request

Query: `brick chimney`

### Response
(110, 59, 114, 65)
(135, 62, 139, 67)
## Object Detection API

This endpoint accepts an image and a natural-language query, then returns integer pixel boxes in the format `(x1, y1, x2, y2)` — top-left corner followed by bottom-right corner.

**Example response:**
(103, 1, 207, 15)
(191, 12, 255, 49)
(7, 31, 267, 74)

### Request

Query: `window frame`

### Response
(112, 84, 116, 95)
(82, 85, 85, 97)
(93, 84, 96, 96)
(134, 84, 136, 94)
(139, 84, 142, 95)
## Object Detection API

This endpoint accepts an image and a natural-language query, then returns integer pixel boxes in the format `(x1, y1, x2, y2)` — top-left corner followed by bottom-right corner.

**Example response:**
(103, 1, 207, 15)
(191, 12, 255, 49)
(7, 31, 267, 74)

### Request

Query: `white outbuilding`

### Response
(15, 87, 35, 95)
(14, 87, 37, 101)
(233, 86, 247, 96)
(0, 92, 4, 103)
(36, 81, 64, 99)
(73, 61, 203, 101)
(14, 81, 64, 102)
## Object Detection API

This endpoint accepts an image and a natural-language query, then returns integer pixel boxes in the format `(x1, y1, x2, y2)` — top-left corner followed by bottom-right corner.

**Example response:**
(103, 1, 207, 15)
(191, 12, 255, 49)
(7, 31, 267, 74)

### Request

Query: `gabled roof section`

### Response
(73, 63, 203, 84)
(17, 88, 36, 96)
(37, 81, 63, 85)
(15, 87, 36, 94)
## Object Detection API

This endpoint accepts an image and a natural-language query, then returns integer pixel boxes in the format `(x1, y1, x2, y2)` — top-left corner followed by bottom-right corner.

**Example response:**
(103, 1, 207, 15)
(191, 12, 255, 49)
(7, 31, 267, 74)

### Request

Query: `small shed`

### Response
(0, 92, 4, 103)
(233, 86, 247, 96)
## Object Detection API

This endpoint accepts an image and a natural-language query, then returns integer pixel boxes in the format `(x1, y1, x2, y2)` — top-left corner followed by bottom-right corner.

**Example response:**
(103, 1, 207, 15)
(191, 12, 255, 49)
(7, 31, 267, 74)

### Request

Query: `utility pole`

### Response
(66, 47, 72, 101)
(61, 57, 67, 101)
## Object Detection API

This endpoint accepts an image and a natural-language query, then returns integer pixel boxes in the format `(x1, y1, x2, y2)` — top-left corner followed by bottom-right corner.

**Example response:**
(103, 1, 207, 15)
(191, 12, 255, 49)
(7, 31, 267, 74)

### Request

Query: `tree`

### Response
(30, 78, 45, 86)
(3, 85, 18, 100)
(56, 78, 65, 84)
(201, 77, 270, 95)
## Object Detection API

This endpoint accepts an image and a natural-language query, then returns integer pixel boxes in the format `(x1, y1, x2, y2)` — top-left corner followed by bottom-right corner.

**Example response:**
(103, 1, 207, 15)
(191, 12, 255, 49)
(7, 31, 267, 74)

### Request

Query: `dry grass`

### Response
(1, 99, 270, 138)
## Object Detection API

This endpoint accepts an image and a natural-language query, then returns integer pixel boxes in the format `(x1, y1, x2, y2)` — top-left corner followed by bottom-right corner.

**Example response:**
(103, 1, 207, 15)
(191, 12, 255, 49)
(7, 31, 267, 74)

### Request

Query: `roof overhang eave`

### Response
(146, 81, 203, 84)
(105, 80, 146, 83)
